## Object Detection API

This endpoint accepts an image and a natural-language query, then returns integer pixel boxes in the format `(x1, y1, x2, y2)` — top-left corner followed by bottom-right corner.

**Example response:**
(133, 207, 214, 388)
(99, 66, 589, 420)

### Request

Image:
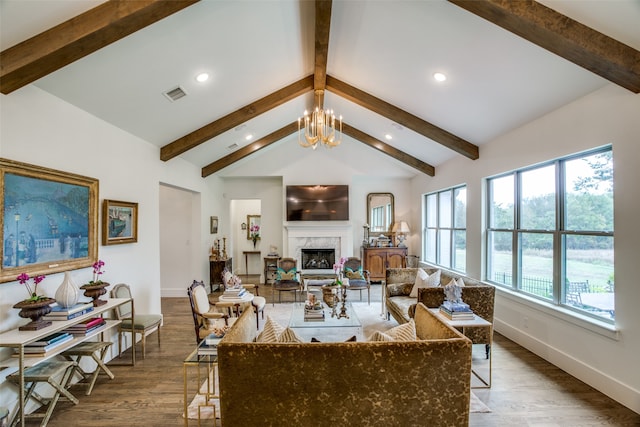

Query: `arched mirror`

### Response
(367, 193, 394, 233)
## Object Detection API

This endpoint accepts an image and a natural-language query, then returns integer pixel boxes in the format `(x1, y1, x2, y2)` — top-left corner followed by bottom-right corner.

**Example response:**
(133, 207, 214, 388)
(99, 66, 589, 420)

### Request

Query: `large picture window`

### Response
(486, 147, 614, 322)
(424, 185, 466, 272)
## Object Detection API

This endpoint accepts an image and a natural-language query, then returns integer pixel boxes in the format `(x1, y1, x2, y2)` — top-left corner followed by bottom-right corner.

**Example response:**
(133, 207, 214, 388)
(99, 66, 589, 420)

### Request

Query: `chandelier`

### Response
(298, 89, 342, 150)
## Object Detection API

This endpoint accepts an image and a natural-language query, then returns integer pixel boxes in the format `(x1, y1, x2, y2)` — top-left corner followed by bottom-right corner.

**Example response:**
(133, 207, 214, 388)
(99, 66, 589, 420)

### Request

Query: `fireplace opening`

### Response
(301, 248, 335, 270)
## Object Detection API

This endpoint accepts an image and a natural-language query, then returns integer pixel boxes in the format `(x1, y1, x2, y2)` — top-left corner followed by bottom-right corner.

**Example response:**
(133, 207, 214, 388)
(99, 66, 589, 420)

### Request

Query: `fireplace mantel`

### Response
(284, 222, 353, 271)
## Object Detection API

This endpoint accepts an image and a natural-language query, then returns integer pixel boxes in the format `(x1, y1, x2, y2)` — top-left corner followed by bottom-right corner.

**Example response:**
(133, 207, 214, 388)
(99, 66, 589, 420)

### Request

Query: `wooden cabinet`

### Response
(362, 247, 407, 282)
(209, 258, 232, 292)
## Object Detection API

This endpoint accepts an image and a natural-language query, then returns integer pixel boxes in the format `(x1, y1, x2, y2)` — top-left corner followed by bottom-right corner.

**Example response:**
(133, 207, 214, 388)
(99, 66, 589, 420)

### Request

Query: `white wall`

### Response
(0, 86, 214, 405)
(411, 84, 640, 412)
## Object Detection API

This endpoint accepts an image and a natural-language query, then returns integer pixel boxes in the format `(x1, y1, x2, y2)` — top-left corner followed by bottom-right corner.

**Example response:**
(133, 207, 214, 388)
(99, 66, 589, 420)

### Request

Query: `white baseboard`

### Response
(494, 318, 640, 414)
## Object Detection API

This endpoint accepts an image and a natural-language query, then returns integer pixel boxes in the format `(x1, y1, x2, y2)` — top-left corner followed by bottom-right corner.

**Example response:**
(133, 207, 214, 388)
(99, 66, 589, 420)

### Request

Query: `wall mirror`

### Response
(247, 215, 261, 240)
(367, 193, 394, 233)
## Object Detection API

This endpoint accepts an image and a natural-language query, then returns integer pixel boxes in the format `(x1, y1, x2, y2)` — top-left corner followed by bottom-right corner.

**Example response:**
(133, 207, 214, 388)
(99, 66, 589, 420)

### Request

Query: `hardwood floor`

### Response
(33, 282, 639, 426)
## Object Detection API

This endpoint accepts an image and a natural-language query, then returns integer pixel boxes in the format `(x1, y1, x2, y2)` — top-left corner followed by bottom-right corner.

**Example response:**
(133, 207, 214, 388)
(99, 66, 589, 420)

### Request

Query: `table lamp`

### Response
(391, 221, 410, 248)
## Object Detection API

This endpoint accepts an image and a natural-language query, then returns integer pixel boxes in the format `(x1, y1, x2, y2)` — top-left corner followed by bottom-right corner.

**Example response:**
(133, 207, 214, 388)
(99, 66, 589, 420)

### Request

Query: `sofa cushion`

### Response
(256, 316, 285, 342)
(368, 319, 417, 342)
(277, 327, 303, 343)
(387, 282, 413, 297)
(410, 268, 441, 297)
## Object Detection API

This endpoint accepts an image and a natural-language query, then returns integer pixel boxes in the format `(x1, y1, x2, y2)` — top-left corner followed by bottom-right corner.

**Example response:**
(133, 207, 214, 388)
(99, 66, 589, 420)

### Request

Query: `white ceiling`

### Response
(2, 0, 639, 177)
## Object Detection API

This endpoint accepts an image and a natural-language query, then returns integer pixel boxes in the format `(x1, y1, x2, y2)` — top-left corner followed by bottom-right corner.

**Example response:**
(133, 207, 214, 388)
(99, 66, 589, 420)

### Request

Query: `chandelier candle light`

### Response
(298, 89, 342, 150)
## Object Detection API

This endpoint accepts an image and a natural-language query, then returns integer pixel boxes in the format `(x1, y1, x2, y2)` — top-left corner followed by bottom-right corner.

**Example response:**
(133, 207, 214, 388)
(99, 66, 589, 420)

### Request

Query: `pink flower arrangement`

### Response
(17, 273, 47, 301)
(250, 224, 260, 246)
(92, 259, 106, 283)
(333, 257, 348, 286)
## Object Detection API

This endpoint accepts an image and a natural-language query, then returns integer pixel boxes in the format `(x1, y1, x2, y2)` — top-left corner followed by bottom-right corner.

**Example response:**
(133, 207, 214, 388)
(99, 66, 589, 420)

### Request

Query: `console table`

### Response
(242, 251, 261, 276)
(0, 298, 134, 427)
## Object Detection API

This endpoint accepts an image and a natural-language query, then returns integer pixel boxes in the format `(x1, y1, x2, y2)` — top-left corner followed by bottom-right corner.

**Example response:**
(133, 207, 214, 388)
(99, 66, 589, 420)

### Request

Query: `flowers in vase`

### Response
(90, 259, 106, 284)
(333, 257, 348, 286)
(17, 273, 47, 302)
(250, 224, 260, 247)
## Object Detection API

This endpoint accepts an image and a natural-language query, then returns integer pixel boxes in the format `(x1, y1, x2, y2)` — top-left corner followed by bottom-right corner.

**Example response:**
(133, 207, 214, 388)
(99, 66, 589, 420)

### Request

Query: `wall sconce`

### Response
(241, 222, 247, 230)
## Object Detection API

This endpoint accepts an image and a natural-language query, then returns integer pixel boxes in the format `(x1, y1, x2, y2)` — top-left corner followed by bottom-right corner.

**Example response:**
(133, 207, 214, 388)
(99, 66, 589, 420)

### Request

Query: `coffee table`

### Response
(289, 302, 363, 342)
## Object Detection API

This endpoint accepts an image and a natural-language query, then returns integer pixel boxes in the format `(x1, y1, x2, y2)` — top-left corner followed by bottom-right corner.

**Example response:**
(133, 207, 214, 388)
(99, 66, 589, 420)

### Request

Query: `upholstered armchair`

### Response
(272, 257, 301, 304)
(343, 257, 371, 304)
(187, 280, 229, 344)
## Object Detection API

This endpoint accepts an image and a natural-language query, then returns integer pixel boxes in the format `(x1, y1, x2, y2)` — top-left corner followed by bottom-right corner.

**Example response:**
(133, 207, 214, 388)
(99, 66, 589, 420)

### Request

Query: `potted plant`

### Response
(13, 273, 55, 330)
(80, 260, 110, 306)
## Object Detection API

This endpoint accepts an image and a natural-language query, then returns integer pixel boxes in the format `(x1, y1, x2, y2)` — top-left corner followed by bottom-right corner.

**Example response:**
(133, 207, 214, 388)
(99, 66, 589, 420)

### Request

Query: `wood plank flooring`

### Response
(30, 280, 639, 426)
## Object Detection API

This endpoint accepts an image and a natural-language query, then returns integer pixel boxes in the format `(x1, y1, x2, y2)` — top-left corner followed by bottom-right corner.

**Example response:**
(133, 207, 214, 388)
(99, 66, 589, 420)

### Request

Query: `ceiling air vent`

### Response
(163, 86, 187, 102)
(227, 143, 239, 150)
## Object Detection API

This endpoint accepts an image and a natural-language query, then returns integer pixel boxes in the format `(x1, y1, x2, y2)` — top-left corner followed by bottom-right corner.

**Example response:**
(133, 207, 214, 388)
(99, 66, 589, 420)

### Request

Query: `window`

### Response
(424, 185, 466, 272)
(486, 147, 614, 322)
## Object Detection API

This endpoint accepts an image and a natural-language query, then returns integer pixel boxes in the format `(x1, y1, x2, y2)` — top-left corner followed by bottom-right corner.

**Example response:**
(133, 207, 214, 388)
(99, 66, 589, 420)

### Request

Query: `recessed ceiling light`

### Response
(245, 134, 253, 141)
(385, 134, 393, 140)
(195, 73, 209, 83)
(433, 72, 447, 82)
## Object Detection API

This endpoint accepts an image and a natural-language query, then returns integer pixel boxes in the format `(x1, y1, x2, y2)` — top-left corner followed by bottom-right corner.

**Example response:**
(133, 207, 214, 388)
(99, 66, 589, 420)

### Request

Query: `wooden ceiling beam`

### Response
(342, 123, 435, 176)
(0, 0, 199, 95)
(326, 76, 479, 160)
(314, 0, 332, 98)
(161, 75, 314, 161)
(202, 122, 299, 177)
(449, 0, 640, 93)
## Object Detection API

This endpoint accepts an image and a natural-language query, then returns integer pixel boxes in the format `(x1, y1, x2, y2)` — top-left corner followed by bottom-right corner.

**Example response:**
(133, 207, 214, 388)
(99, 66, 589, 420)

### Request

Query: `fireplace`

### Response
(285, 223, 353, 274)
(301, 248, 335, 270)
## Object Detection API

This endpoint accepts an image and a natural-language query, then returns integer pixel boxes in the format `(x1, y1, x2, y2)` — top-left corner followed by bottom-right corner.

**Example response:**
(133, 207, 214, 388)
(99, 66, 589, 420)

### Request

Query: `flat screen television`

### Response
(286, 185, 349, 221)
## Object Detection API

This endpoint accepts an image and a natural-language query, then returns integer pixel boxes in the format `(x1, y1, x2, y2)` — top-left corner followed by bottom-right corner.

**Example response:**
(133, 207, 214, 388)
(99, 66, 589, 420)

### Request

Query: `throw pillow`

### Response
(409, 268, 441, 297)
(276, 267, 296, 281)
(345, 267, 364, 280)
(367, 331, 395, 342)
(386, 319, 417, 341)
(277, 327, 303, 343)
(456, 277, 465, 287)
(256, 316, 285, 342)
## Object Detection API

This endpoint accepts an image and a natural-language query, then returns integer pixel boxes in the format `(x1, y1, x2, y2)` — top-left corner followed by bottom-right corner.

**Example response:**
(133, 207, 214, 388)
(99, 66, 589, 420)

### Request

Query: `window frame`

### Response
(485, 146, 614, 323)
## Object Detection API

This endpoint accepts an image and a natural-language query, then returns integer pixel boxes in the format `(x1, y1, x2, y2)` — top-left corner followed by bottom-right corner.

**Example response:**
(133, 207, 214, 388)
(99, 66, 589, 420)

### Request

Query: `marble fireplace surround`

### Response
(285, 223, 353, 274)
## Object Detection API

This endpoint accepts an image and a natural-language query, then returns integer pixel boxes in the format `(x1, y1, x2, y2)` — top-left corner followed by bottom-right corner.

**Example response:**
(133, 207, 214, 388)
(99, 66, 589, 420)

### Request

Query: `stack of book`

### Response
(15, 332, 74, 357)
(222, 287, 246, 299)
(43, 302, 94, 321)
(198, 334, 222, 355)
(63, 317, 106, 335)
(439, 301, 475, 320)
(304, 306, 325, 322)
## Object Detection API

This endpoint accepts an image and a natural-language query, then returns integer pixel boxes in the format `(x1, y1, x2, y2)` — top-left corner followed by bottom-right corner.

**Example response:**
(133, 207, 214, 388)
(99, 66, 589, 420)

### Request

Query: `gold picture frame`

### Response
(210, 216, 218, 234)
(0, 158, 99, 283)
(102, 199, 138, 245)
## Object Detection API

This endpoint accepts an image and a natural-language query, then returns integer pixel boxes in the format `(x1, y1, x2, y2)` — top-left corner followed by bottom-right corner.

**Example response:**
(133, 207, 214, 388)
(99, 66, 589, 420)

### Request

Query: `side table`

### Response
(183, 345, 219, 427)
(429, 309, 492, 388)
(263, 256, 280, 285)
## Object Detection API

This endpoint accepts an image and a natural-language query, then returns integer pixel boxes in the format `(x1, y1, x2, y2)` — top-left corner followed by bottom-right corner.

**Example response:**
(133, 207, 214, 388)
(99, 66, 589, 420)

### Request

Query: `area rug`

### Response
(186, 302, 491, 418)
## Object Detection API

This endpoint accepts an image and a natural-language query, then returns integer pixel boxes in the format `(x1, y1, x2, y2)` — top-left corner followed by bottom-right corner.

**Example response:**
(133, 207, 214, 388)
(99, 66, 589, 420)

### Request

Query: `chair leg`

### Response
(142, 332, 146, 359)
(118, 331, 122, 358)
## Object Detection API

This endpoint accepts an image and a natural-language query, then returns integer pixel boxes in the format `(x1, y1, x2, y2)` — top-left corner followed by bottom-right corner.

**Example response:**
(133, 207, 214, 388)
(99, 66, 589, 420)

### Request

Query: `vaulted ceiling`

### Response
(2, 0, 639, 178)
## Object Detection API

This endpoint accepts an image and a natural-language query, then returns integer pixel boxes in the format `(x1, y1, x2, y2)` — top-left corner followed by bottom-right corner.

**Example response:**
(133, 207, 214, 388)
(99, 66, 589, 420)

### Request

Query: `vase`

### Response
(55, 271, 80, 308)
(13, 297, 56, 330)
(80, 282, 110, 306)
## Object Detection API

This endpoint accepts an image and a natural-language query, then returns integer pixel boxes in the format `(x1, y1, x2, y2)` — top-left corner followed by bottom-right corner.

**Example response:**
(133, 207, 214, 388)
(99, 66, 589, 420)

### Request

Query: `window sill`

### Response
(495, 286, 619, 340)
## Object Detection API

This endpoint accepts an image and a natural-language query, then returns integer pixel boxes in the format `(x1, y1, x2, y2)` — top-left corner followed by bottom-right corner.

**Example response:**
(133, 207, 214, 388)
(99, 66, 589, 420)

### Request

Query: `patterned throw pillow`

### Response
(276, 267, 296, 281)
(256, 316, 285, 342)
(409, 268, 441, 298)
(367, 319, 417, 342)
(345, 267, 364, 280)
(276, 327, 303, 343)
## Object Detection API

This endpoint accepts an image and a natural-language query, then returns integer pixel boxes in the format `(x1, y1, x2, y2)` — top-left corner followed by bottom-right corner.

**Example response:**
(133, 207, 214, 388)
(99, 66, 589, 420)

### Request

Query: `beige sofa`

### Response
(217, 303, 472, 426)
(385, 267, 495, 354)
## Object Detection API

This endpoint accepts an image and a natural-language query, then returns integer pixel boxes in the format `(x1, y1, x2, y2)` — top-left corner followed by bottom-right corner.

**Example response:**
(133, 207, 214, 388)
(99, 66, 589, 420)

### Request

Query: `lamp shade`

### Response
(392, 221, 410, 233)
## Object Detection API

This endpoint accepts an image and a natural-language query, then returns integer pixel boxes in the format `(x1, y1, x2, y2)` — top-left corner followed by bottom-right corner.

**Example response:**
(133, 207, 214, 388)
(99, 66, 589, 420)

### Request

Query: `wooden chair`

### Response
(272, 258, 302, 305)
(187, 280, 229, 344)
(110, 283, 162, 359)
(343, 257, 371, 304)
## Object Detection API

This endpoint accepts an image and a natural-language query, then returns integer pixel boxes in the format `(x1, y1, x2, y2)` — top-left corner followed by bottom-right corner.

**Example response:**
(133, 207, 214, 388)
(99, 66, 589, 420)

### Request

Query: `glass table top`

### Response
(289, 302, 362, 329)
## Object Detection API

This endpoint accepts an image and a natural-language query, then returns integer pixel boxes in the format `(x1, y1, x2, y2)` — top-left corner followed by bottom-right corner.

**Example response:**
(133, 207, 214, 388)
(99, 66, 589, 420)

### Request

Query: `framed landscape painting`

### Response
(0, 158, 99, 283)
(102, 199, 138, 245)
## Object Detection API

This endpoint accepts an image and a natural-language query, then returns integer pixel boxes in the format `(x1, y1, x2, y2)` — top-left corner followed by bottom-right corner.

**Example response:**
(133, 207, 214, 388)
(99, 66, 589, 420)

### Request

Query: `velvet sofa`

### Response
(385, 266, 495, 352)
(217, 303, 472, 426)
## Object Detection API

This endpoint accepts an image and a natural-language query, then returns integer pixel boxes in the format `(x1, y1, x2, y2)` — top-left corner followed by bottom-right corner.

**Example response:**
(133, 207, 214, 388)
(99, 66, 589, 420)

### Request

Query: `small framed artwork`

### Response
(247, 215, 260, 240)
(0, 158, 99, 283)
(210, 216, 218, 234)
(102, 199, 138, 245)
